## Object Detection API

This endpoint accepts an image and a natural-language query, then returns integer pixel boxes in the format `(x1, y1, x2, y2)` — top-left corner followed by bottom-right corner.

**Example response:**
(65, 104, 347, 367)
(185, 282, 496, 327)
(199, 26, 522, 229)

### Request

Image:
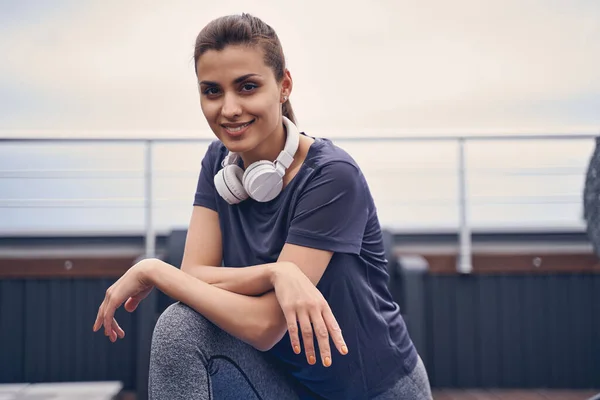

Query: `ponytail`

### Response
(282, 99, 296, 125)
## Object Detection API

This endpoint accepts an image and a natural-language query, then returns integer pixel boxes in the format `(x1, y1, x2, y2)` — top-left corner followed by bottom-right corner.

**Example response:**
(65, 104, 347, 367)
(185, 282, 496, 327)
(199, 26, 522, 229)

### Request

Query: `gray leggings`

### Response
(148, 302, 433, 400)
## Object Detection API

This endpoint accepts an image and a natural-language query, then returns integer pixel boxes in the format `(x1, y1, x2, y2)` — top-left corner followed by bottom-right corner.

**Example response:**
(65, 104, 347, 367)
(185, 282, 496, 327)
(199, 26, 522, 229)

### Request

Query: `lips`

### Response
(221, 119, 255, 135)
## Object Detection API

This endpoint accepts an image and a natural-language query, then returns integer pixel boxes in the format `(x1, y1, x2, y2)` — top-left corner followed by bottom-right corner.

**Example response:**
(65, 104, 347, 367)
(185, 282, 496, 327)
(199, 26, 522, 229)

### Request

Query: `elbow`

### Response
(252, 340, 275, 353)
(249, 318, 286, 352)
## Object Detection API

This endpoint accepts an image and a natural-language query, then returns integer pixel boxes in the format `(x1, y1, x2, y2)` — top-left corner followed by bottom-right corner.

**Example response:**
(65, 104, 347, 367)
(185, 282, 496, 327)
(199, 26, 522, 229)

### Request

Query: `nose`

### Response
(221, 93, 242, 119)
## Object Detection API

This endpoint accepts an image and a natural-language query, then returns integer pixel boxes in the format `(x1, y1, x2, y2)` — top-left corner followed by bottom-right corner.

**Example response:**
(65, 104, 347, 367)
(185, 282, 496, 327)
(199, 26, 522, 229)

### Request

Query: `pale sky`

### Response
(1, 0, 598, 234)
(1, 0, 599, 137)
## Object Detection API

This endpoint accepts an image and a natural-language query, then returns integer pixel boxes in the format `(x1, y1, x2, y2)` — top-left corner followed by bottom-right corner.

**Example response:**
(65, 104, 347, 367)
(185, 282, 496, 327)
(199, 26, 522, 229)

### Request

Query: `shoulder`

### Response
(293, 137, 369, 203)
(304, 137, 365, 184)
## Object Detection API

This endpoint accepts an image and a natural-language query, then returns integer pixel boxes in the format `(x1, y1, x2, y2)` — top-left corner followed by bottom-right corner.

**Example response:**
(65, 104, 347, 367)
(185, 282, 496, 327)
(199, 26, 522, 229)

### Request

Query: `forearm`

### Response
(182, 262, 281, 296)
(149, 259, 287, 351)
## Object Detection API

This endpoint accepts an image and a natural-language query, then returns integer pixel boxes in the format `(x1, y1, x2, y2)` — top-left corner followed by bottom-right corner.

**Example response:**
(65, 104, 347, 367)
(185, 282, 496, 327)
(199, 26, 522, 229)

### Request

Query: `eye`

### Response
(241, 83, 258, 92)
(202, 87, 220, 96)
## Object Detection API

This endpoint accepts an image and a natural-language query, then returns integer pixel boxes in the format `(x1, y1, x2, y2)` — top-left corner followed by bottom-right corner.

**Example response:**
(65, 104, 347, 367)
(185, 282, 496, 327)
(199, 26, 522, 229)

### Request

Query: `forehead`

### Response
(196, 45, 272, 82)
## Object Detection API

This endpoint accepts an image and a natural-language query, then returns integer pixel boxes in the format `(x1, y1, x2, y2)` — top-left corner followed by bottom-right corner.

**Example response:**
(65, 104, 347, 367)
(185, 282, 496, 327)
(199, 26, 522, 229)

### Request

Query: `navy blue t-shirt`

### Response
(193, 135, 418, 399)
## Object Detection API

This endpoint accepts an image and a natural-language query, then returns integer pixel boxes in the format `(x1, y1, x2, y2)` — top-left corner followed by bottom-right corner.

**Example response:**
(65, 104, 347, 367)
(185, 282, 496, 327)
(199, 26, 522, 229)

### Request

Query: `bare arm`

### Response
(186, 264, 278, 296)
(147, 258, 286, 351)
(145, 243, 339, 358)
(172, 206, 342, 358)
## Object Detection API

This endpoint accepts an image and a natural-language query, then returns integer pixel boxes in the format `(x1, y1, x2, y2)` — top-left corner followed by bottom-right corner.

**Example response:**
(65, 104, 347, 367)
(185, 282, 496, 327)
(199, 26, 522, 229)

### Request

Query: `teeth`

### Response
(225, 121, 251, 132)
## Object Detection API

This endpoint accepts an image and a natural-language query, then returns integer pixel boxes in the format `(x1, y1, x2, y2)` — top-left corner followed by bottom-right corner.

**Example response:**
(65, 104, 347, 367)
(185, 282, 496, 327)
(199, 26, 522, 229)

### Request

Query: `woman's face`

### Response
(196, 45, 292, 159)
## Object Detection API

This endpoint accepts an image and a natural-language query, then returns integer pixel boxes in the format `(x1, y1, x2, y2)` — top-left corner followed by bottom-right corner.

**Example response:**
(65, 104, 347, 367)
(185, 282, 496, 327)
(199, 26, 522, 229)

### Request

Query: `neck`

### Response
(240, 119, 287, 168)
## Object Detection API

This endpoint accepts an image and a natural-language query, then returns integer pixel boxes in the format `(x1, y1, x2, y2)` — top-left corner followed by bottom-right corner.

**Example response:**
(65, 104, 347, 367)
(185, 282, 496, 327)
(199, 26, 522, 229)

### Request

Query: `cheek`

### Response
(244, 92, 280, 118)
(200, 100, 219, 122)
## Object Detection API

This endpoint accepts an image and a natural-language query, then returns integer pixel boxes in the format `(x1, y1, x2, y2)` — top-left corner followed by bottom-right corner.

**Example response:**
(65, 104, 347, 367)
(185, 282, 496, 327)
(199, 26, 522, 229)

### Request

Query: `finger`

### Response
(107, 320, 120, 342)
(93, 302, 105, 332)
(298, 311, 316, 365)
(322, 305, 348, 355)
(124, 297, 139, 313)
(103, 287, 126, 338)
(283, 309, 301, 355)
(125, 287, 152, 313)
(104, 311, 114, 339)
(310, 309, 331, 367)
(113, 317, 125, 339)
(103, 299, 116, 338)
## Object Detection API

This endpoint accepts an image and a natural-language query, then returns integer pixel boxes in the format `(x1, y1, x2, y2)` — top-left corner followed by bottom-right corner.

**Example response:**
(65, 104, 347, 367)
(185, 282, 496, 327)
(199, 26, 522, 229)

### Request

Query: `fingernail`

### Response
(309, 355, 316, 365)
(324, 356, 331, 367)
(342, 345, 348, 354)
(294, 345, 300, 354)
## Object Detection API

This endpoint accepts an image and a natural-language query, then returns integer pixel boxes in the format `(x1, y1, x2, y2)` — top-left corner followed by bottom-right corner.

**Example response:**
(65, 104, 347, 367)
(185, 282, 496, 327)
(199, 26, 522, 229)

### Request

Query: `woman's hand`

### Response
(92, 258, 156, 342)
(271, 262, 348, 367)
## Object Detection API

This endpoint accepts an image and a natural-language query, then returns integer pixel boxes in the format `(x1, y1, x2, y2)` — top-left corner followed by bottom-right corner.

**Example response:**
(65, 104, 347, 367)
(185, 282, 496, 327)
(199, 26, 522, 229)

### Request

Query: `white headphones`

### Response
(214, 116, 300, 204)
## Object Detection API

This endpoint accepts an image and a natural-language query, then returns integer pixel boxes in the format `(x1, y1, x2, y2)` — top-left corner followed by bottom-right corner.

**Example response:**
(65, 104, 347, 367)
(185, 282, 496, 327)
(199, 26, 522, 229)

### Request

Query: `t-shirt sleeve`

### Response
(193, 142, 219, 211)
(286, 161, 369, 254)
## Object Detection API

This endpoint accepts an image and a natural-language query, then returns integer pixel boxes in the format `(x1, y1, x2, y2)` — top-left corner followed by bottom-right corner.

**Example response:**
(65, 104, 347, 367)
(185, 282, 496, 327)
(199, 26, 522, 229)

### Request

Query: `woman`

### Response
(93, 13, 432, 400)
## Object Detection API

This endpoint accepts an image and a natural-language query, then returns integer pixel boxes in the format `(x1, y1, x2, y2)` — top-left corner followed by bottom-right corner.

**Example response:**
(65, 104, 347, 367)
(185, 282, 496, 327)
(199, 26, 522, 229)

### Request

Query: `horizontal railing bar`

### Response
(0, 201, 584, 208)
(0, 134, 597, 144)
(0, 171, 587, 179)
(0, 194, 584, 202)
(0, 166, 588, 176)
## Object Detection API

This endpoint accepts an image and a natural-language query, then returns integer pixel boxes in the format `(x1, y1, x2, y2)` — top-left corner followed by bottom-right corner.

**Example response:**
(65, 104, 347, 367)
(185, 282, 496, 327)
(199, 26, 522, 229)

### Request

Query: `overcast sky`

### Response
(0, 0, 598, 235)
(1, 0, 599, 138)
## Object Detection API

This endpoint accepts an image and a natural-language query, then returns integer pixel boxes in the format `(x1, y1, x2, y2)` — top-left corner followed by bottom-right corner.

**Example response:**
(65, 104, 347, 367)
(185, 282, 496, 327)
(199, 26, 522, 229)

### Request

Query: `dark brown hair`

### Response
(194, 13, 296, 124)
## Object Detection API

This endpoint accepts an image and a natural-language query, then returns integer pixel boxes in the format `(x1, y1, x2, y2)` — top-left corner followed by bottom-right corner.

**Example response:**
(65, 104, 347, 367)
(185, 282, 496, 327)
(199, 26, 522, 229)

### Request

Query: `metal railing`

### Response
(1, 132, 597, 273)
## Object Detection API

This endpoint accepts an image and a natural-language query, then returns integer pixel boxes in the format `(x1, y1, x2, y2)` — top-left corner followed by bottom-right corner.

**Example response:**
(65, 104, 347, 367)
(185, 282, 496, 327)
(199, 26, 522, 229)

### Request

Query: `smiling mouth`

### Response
(222, 119, 255, 133)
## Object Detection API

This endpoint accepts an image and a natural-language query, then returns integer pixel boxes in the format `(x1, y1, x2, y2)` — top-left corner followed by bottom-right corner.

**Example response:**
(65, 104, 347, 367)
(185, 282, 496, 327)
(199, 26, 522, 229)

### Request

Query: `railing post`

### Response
(457, 138, 472, 273)
(144, 140, 155, 258)
(138, 140, 157, 400)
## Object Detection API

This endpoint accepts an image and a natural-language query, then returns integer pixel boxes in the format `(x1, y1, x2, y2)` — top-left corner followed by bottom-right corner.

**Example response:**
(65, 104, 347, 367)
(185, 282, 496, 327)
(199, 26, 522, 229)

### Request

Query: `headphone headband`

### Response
(275, 116, 300, 170)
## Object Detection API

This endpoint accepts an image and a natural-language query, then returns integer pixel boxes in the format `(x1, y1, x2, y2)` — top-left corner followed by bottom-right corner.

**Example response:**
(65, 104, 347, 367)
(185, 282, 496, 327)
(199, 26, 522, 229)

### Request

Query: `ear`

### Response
(280, 69, 293, 102)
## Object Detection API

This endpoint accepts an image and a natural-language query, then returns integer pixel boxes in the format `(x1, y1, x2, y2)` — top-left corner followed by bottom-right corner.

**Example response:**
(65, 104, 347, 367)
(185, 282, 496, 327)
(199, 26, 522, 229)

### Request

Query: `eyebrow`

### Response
(199, 73, 261, 86)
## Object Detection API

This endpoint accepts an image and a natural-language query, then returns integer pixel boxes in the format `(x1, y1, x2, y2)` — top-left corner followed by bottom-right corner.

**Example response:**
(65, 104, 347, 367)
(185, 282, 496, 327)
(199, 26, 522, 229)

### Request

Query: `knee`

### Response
(151, 302, 215, 356)
(149, 303, 215, 390)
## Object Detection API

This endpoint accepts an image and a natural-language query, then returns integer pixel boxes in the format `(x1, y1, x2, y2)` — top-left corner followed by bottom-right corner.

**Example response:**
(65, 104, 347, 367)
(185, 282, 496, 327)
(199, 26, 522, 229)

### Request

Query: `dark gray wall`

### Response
(0, 278, 138, 390)
(2, 262, 599, 394)
(403, 273, 600, 389)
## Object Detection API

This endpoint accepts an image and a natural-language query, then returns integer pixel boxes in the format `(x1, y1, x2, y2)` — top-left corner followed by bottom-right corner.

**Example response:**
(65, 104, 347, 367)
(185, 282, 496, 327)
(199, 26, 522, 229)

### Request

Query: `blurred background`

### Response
(1, 0, 599, 399)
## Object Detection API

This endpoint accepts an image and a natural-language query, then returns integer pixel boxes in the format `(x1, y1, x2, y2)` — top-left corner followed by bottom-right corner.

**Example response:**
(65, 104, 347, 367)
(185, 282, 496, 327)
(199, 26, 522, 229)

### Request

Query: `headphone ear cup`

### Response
(214, 164, 248, 204)
(243, 160, 284, 202)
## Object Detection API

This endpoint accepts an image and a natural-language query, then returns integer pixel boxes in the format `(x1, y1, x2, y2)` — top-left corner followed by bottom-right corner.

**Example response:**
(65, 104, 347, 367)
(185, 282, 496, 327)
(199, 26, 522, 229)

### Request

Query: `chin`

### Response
(218, 134, 256, 154)
(221, 140, 247, 153)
